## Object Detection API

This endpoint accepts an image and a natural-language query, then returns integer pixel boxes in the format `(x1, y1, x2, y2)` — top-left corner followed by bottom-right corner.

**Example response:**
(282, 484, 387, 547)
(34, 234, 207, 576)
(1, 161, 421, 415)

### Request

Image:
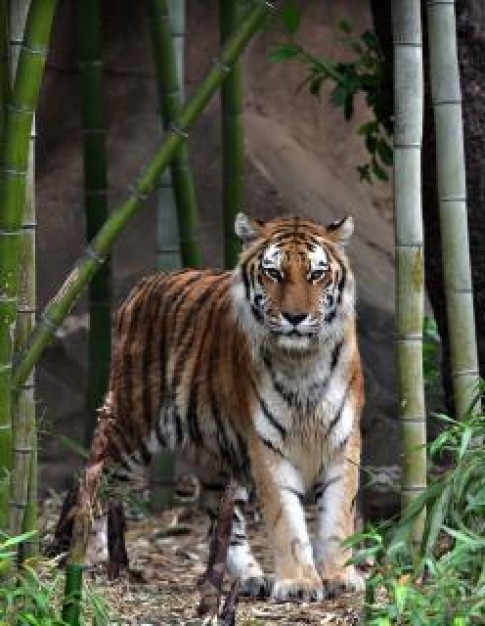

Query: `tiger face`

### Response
(233, 213, 355, 349)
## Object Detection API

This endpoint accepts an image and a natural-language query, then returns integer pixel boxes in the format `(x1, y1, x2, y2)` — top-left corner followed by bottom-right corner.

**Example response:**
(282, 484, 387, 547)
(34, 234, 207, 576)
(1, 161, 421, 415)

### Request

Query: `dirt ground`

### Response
(43, 493, 364, 625)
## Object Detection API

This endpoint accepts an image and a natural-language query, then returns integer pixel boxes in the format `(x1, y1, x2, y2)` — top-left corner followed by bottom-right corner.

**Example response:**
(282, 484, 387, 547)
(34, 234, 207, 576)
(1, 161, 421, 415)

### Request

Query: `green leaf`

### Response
(268, 44, 300, 63)
(358, 120, 378, 136)
(393, 581, 408, 614)
(343, 93, 354, 120)
(357, 164, 372, 183)
(376, 138, 393, 166)
(281, 1, 301, 35)
(372, 158, 389, 182)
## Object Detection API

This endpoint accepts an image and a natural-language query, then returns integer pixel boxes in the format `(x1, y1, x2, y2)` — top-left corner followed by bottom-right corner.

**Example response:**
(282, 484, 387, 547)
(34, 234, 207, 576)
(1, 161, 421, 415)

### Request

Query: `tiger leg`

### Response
(249, 439, 324, 602)
(201, 479, 268, 597)
(313, 428, 364, 594)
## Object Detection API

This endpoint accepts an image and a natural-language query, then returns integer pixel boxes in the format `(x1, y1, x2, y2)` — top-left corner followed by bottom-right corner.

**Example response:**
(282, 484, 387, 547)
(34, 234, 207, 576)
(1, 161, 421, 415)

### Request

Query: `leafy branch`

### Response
(270, 4, 393, 183)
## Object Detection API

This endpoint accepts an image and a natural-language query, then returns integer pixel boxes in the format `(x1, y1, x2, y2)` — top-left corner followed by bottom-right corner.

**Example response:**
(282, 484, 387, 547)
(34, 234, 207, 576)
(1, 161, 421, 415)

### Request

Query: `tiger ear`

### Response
(326, 215, 354, 245)
(234, 212, 264, 246)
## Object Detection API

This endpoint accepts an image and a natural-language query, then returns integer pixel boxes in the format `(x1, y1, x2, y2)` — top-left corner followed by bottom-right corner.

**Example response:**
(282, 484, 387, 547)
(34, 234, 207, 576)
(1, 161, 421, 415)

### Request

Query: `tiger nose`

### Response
(282, 312, 307, 326)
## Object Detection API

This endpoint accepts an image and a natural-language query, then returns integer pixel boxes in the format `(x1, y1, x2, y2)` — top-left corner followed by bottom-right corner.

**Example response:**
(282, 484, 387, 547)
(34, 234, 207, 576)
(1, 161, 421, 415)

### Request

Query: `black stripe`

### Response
(186, 384, 203, 444)
(331, 340, 343, 370)
(171, 278, 224, 390)
(250, 378, 287, 438)
(141, 279, 166, 432)
(337, 263, 347, 305)
(325, 259, 347, 324)
(314, 475, 343, 501)
(325, 373, 355, 439)
(139, 440, 152, 465)
(174, 405, 184, 445)
(260, 436, 286, 458)
(282, 485, 305, 504)
(251, 304, 264, 324)
(338, 434, 350, 450)
(240, 260, 251, 300)
(159, 272, 202, 405)
(229, 538, 246, 548)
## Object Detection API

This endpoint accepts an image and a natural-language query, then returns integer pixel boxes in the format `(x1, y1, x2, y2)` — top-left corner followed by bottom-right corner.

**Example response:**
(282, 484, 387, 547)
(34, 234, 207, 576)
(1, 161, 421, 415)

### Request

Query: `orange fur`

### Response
(89, 214, 364, 600)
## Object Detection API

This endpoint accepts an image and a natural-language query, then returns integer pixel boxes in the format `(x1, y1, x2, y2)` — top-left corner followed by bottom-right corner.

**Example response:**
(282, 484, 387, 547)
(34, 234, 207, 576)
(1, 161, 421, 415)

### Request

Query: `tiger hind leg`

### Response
(201, 479, 269, 597)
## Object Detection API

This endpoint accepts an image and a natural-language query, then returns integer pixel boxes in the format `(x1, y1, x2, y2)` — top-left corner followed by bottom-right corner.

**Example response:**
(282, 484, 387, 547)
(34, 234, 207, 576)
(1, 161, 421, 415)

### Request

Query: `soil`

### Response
(42, 493, 364, 625)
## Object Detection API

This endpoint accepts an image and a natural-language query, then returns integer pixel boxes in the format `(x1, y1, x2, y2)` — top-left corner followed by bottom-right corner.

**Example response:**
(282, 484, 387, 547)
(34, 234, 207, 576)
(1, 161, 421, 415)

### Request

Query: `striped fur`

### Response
(90, 214, 364, 601)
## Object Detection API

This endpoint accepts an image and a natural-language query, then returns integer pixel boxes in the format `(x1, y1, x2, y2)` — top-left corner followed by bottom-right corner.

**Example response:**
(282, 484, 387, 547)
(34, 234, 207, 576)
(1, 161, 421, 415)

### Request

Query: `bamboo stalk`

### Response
(220, 0, 244, 269)
(61, 403, 110, 625)
(13, 0, 276, 394)
(0, 0, 9, 534)
(148, 0, 201, 267)
(9, 0, 38, 558)
(150, 0, 182, 272)
(77, 0, 111, 446)
(147, 0, 188, 512)
(426, 0, 481, 419)
(0, 0, 58, 532)
(0, 0, 8, 165)
(392, 0, 426, 541)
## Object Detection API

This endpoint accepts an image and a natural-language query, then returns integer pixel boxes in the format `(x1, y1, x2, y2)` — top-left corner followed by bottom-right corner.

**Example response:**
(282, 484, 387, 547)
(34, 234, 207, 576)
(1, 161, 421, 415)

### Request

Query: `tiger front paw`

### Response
(240, 574, 272, 598)
(271, 576, 325, 603)
(319, 566, 365, 597)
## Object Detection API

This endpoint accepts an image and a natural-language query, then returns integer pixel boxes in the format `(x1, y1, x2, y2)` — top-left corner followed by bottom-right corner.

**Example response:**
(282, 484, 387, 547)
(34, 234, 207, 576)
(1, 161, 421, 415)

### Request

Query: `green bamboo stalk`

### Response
(426, 0, 481, 419)
(150, 0, 182, 271)
(61, 563, 83, 626)
(392, 0, 426, 541)
(77, 0, 111, 446)
(0, 0, 58, 532)
(13, 0, 276, 394)
(0, 0, 8, 165)
(148, 0, 187, 512)
(220, 0, 244, 269)
(148, 0, 201, 267)
(9, 0, 38, 558)
(0, 0, 9, 535)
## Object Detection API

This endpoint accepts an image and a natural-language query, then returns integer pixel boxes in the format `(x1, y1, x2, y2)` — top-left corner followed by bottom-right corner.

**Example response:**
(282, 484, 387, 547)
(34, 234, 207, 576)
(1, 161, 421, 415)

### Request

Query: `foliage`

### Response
(270, 2, 392, 183)
(423, 316, 441, 398)
(350, 401, 485, 624)
(0, 531, 110, 625)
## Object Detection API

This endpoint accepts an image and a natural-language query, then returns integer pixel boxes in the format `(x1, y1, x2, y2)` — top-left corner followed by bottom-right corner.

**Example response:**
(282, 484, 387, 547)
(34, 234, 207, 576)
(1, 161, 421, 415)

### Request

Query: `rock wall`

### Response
(37, 0, 397, 501)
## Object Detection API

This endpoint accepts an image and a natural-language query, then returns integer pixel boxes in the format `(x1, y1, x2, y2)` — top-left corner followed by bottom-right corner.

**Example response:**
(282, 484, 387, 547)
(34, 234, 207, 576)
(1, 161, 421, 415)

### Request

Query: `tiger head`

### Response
(232, 213, 355, 351)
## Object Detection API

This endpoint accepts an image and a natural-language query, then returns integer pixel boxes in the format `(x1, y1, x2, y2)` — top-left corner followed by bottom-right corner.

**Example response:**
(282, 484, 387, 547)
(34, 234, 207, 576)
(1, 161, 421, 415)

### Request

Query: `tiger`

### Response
(67, 213, 364, 602)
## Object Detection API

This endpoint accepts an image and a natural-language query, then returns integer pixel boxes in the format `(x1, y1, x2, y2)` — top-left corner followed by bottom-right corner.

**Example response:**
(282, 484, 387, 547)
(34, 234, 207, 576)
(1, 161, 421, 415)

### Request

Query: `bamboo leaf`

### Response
(268, 43, 299, 62)
(281, 1, 300, 34)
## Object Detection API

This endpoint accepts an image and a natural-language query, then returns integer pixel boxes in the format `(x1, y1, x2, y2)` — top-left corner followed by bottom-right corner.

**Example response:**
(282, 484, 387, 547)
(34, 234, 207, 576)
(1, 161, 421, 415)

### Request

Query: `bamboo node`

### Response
(2, 167, 27, 177)
(85, 245, 106, 265)
(452, 369, 480, 379)
(18, 305, 37, 314)
(21, 43, 48, 57)
(433, 98, 462, 106)
(20, 222, 38, 230)
(169, 122, 189, 139)
(9, 500, 27, 509)
(440, 195, 467, 202)
(7, 102, 34, 116)
(213, 57, 232, 75)
(127, 184, 149, 203)
(13, 446, 32, 454)
(41, 312, 58, 333)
